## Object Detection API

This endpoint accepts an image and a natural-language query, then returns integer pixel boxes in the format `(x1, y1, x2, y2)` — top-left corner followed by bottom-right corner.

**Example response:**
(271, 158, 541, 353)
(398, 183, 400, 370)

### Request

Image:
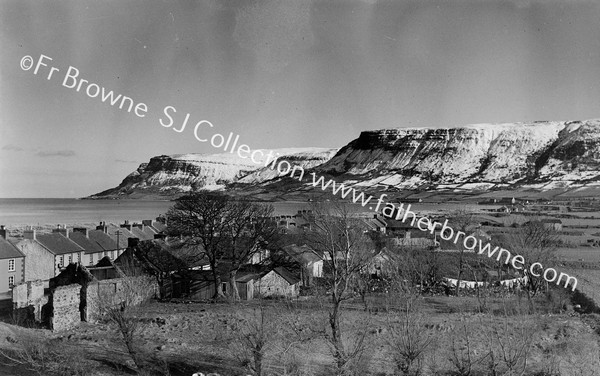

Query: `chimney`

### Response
(73, 227, 89, 237)
(52, 224, 69, 237)
(24, 227, 36, 240)
(127, 237, 139, 248)
(133, 222, 144, 230)
(142, 219, 152, 227)
(0, 225, 6, 239)
(120, 220, 132, 231)
(96, 221, 108, 233)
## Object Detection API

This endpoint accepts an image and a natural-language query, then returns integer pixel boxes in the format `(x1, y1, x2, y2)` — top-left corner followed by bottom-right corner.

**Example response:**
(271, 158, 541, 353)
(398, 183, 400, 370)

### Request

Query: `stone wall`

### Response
(12, 276, 157, 331)
(12, 280, 48, 323)
(50, 285, 80, 331)
(84, 276, 157, 324)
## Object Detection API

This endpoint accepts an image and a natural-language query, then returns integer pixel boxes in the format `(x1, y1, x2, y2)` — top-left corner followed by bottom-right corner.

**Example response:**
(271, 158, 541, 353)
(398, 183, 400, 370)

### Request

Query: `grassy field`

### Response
(1, 293, 600, 376)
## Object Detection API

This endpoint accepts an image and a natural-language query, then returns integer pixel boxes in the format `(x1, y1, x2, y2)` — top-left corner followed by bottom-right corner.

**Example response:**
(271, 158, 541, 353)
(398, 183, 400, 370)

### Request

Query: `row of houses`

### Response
(112, 240, 326, 300)
(0, 219, 167, 299)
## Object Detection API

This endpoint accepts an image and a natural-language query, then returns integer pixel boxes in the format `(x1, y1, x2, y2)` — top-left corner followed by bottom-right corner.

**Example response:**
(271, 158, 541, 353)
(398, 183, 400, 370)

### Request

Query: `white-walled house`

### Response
(281, 244, 323, 287)
(254, 267, 300, 298)
(68, 227, 124, 266)
(16, 228, 85, 282)
(0, 227, 25, 300)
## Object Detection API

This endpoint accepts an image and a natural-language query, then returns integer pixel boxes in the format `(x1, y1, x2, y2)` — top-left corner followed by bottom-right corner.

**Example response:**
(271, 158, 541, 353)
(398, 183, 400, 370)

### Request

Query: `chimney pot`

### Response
(73, 227, 89, 237)
(24, 228, 36, 240)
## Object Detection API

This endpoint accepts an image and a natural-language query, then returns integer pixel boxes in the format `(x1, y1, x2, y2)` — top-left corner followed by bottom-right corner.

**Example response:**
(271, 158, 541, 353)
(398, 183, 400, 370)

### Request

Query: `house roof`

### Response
(0, 237, 25, 259)
(282, 244, 322, 264)
(163, 239, 208, 268)
(363, 219, 384, 231)
(88, 230, 118, 251)
(69, 232, 105, 254)
(384, 218, 414, 230)
(36, 233, 84, 255)
(130, 226, 156, 241)
(106, 226, 136, 248)
(150, 221, 167, 233)
(272, 267, 301, 285)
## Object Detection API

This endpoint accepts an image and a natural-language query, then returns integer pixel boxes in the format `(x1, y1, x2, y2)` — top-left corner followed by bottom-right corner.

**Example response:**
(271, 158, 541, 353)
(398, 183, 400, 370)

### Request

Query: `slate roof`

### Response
(282, 244, 322, 264)
(106, 226, 136, 248)
(272, 267, 301, 285)
(69, 232, 105, 254)
(36, 233, 84, 255)
(150, 221, 167, 233)
(0, 238, 25, 259)
(130, 226, 156, 241)
(88, 230, 118, 251)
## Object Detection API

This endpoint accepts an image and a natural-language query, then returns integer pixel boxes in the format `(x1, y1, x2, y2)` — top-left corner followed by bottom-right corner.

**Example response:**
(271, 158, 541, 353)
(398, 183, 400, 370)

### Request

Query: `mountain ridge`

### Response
(91, 119, 600, 199)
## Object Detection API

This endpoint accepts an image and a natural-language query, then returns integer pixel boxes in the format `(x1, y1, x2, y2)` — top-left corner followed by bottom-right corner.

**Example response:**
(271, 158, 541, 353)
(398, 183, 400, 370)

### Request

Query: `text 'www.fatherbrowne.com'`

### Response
(20, 52, 578, 292)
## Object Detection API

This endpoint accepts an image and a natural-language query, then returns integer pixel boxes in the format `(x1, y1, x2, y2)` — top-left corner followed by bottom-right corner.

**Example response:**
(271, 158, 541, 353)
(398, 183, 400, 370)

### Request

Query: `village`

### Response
(0, 192, 599, 375)
(1, 195, 596, 312)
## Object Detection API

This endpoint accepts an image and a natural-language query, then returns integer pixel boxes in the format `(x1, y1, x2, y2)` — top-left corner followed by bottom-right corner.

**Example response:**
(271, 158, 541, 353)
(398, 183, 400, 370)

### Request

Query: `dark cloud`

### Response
(36, 150, 76, 157)
(2, 144, 24, 151)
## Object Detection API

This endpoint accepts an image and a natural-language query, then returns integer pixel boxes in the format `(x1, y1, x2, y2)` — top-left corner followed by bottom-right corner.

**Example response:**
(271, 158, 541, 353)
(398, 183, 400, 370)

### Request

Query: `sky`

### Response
(2, 0, 600, 198)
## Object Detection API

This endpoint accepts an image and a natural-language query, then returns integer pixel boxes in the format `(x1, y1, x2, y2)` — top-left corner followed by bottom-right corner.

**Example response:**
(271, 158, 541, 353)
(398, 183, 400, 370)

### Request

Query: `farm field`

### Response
(2, 295, 600, 376)
(561, 268, 600, 308)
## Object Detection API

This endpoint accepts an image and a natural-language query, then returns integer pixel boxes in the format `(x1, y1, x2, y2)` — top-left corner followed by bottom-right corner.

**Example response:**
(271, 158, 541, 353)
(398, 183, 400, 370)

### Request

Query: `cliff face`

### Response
(92, 119, 600, 198)
(316, 119, 600, 190)
(92, 148, 338, 198)
(237, 148, 339, 184)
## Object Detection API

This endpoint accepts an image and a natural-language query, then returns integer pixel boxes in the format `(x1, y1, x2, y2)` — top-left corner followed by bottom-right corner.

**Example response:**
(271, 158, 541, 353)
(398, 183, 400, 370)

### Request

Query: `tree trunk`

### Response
(329, 300, 346, 369)
(211, 265, 225, 300)
(229, 269, 240, 301)
(254, 349, 263, 376)
(455, 250, 464, 296)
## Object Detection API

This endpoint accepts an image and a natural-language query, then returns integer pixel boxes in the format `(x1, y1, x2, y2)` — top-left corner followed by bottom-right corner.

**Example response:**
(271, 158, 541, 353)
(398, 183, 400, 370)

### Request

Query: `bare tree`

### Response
(450, 209, 477, 297)
(449, 321, 485, 376)
(504, 219, 559, 312)
(303, 201, 374, 372)
(166, 191, 234, 299)
(231, 305, 275, 376)
(390, 245, 443, 296)
(222, 200, 277, 301)
(386, 299, 434, 376)
(166, 191, 277, 301)
(0, 331, 89, 376)
(98, 274, 154, 373)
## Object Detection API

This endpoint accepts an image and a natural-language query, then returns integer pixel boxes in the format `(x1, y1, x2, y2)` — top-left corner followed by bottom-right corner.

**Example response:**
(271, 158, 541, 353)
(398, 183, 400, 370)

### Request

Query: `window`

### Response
(8, 276, 14, 288)
(68, 255, 72, 264)
(58, 256, 64, 267)
(89, 254, 94, 266)
(8, 259, 15, 272)
(76, 253, 81, 263)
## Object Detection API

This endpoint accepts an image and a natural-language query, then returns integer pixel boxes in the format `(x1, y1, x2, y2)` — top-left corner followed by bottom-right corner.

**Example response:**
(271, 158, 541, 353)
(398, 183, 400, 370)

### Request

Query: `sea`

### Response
(0, 198, 349, 227)
(0, 198, 473, 228)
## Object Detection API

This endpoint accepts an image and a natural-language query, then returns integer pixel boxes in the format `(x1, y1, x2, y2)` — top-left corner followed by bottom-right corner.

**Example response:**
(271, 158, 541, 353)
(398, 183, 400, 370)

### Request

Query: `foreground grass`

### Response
(1, 293, 600, 376)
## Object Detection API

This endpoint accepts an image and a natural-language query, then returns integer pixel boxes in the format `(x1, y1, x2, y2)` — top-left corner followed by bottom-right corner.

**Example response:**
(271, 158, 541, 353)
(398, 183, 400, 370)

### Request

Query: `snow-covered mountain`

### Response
(91, 148, 338, 198)
(317, 119, 600, 191)
(91, 119, 600, 199)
